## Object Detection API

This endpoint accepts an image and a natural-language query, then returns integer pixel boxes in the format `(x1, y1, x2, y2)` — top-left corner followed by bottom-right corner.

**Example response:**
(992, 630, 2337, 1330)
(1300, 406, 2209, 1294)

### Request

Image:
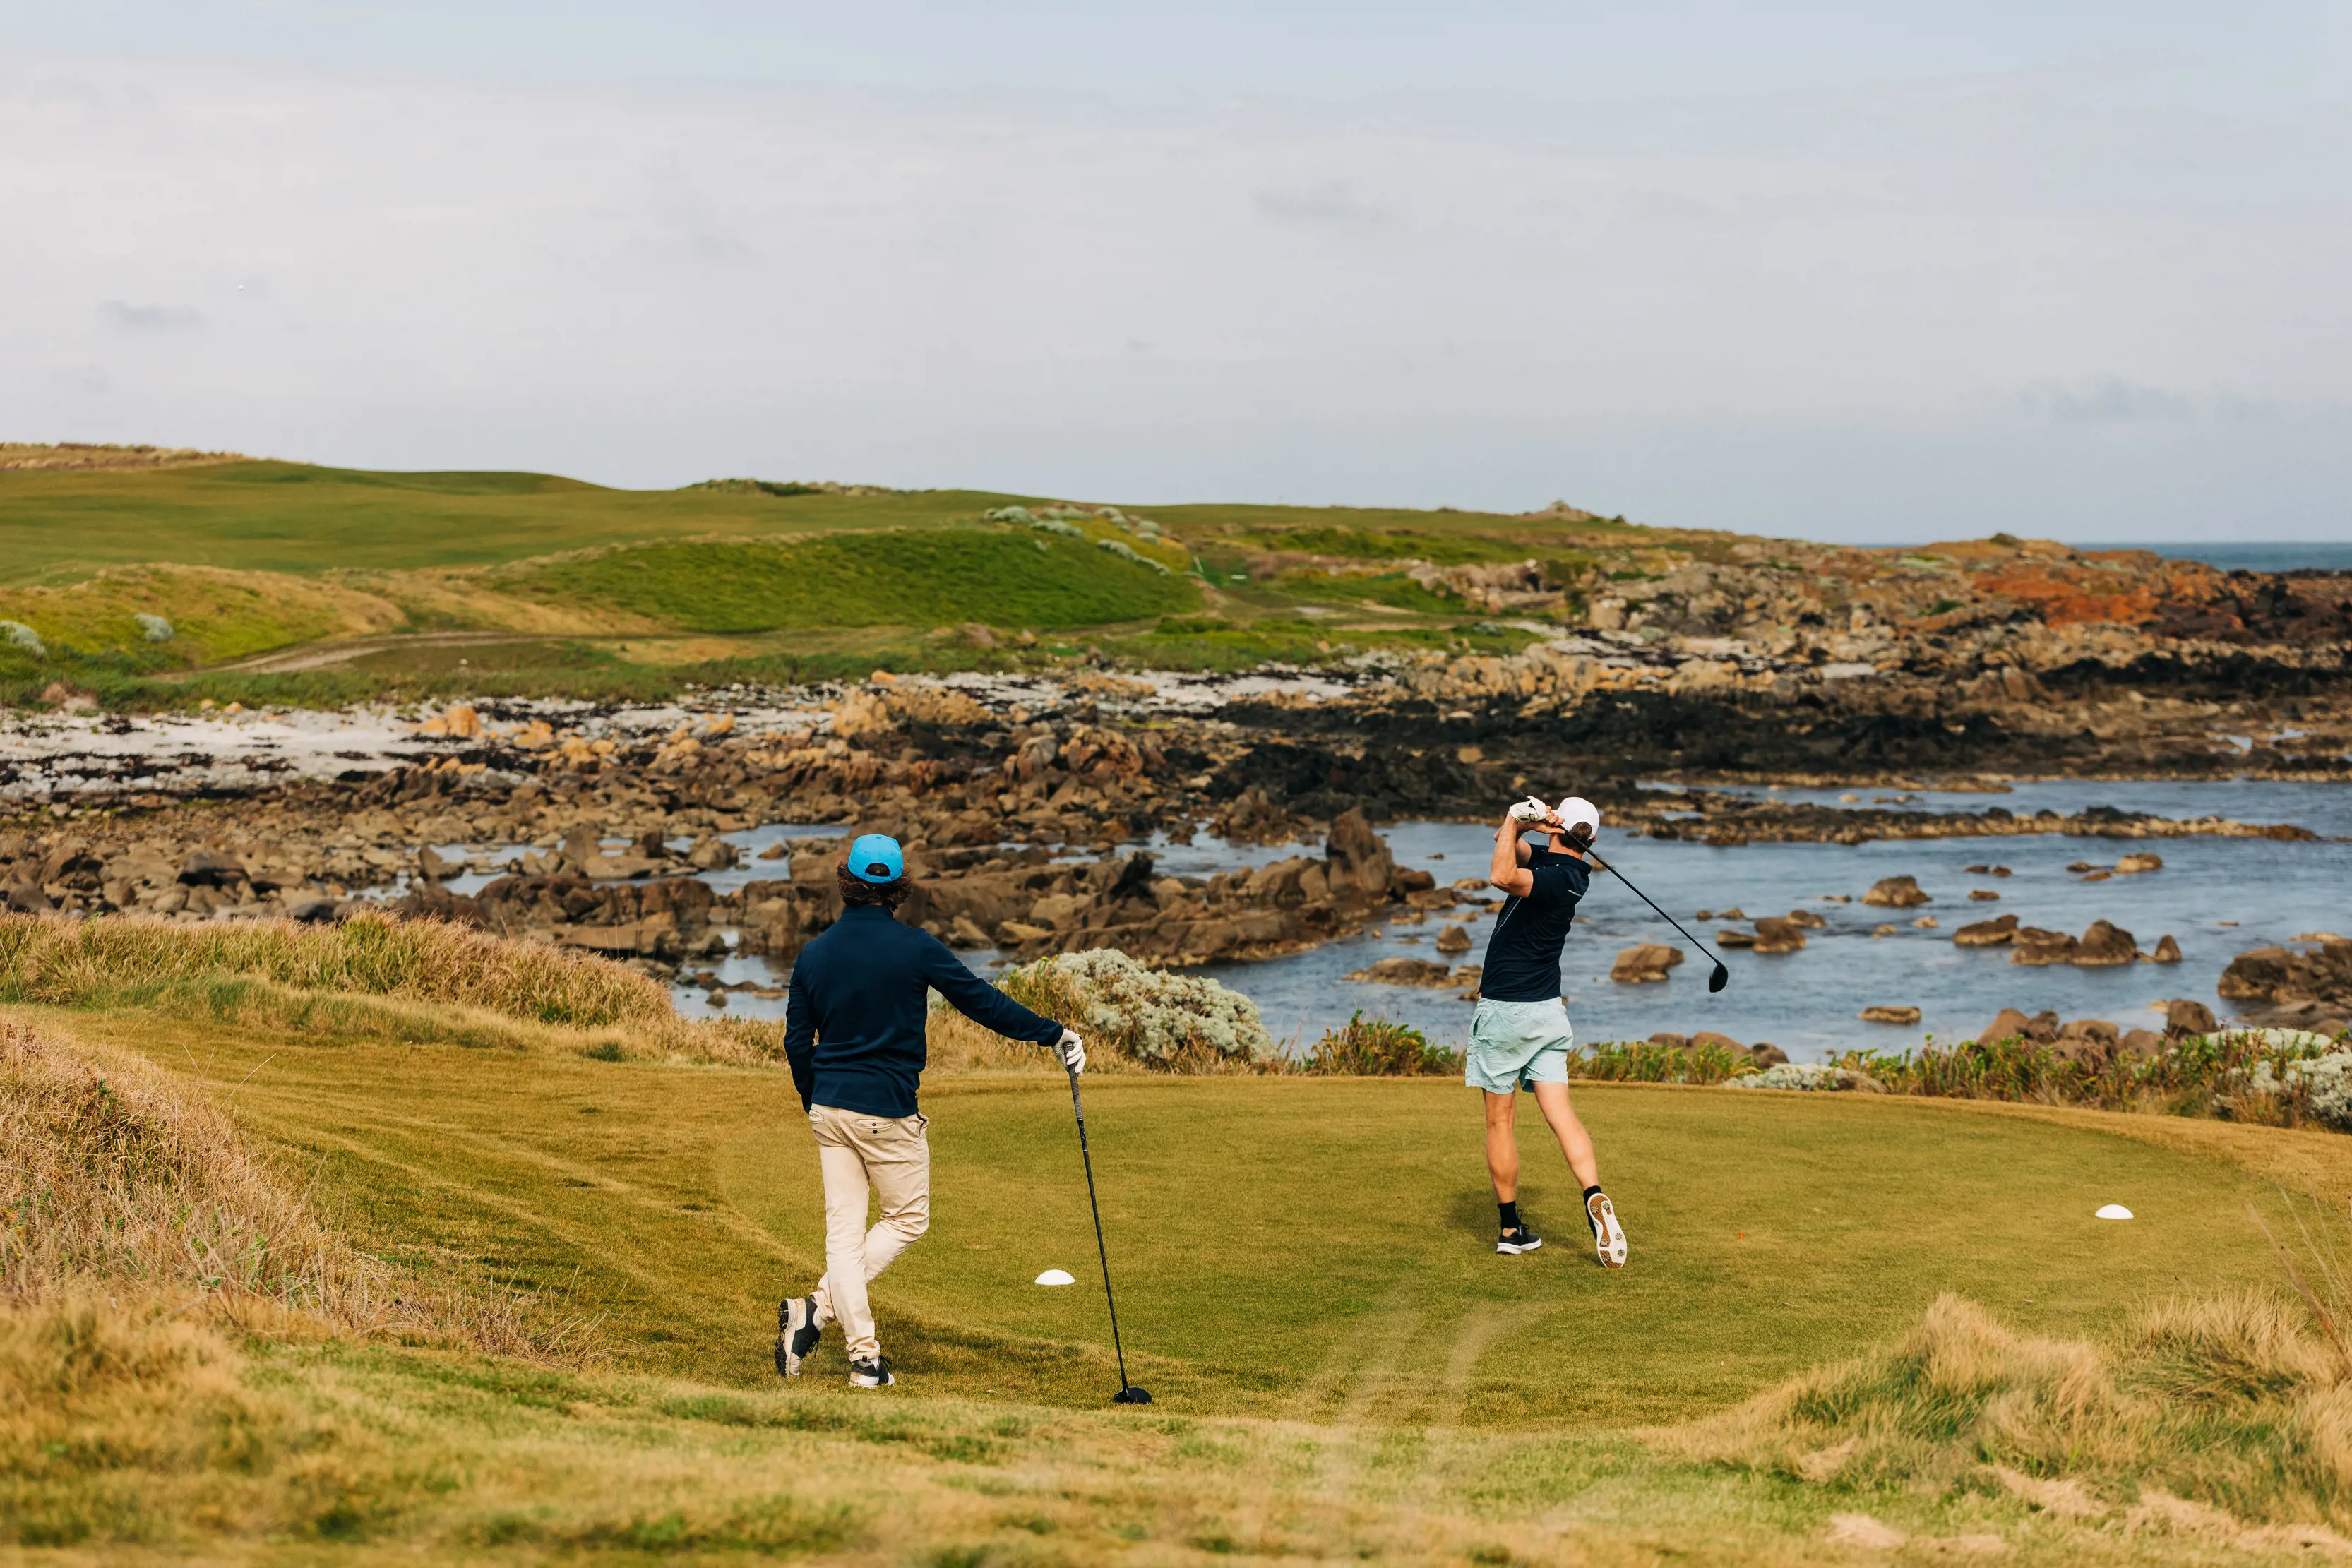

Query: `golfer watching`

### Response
(777, 834, 1085, 1387)
(1471, 795, 1628, 1268)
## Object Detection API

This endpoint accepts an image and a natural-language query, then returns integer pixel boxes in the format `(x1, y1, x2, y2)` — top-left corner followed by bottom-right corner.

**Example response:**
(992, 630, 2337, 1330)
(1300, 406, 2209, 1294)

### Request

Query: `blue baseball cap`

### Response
(847, 834, 905, 884)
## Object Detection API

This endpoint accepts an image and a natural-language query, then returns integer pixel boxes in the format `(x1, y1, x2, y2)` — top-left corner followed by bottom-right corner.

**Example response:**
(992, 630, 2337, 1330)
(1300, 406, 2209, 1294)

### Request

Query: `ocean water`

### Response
(2108, 541, 2352, 573)
(686, 779, 2351, 1060)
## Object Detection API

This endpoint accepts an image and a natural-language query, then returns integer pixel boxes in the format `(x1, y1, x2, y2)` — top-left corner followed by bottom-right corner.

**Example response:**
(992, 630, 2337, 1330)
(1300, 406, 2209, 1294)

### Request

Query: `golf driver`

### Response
(1587, 849, 1731, 993)
(1065, 1062, 1151, 1405)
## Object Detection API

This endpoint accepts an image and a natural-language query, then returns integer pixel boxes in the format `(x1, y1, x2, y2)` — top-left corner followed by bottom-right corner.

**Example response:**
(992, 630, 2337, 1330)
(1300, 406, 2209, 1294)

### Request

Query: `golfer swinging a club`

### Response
(1472, 795, 1628, 1268)
(777, 834, 1086, 1387)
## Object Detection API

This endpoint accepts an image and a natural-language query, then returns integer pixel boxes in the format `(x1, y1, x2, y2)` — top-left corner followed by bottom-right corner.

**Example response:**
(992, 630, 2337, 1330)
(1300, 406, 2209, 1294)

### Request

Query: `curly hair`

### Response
(837, 864, 911, 910)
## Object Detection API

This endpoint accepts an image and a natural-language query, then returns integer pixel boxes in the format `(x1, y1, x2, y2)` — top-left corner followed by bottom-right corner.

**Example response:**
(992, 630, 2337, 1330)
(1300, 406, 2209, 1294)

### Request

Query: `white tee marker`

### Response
(1035, 1269, 1077, 1286)
(2095, 1204, 2134, 1220)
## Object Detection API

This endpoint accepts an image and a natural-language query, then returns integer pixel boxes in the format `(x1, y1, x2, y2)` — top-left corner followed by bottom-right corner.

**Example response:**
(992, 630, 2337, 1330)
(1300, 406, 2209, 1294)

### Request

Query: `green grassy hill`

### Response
(1, 457, 1673, 705)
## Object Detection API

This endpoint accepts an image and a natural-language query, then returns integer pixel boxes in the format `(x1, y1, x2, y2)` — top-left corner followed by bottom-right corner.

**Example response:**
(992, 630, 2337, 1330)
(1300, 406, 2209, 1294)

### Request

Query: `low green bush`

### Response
(1302, 1013, 1462, 1076)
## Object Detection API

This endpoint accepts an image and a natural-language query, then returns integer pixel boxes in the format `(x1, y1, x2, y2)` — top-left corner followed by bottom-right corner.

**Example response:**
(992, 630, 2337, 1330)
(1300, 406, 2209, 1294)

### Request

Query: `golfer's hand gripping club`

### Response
(1508, 795, 1552, 825)
(1055, 1028, 1087, 1076)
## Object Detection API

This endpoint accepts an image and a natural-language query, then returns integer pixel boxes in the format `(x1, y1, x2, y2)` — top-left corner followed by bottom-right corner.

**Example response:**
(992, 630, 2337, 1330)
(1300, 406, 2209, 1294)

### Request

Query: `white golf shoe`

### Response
(1587, 1192, 1628, 1269)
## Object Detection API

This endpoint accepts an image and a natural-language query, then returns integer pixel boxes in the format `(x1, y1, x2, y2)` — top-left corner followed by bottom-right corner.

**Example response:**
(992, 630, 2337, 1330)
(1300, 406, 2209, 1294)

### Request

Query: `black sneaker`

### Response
(1496, 1226, 1544, 1255)
(848, 1357, 895, 1388)
(775, 1295, 822, 1377)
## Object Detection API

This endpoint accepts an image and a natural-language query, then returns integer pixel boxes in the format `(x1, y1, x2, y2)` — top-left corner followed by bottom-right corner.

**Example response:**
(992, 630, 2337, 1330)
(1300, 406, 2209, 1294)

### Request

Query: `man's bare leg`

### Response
(1528, 1080, 1601, 1190)
(1483, 1089, 1521, 1200)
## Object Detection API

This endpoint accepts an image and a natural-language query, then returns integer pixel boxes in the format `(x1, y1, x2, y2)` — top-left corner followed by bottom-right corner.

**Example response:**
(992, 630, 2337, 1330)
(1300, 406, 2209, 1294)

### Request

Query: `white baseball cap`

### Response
(1554, 796, 1601, 840)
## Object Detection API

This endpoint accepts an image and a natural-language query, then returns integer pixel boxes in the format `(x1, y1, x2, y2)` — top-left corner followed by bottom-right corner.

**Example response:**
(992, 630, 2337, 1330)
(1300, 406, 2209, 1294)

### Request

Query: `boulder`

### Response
(1751, 917, 1808, 954)
(1954, 914, 2019, 947)
(1748, 1042, 1790, 1068)
(2072, 921, 2139, 966)
(947, 915, 993, 949)
(2218, 940, 2352, 1008)
(1715, 929, 1757, 948)
(2117, 1028, 2163, 1060)
(282, 894, 340, 923)
(1344, 957, 1456, 987)
(1324, 808, 1397, 899)
(1859, 1005, 1922, 1024)
(2151, 934, 2181, 963)
(417, 846, 454, 883)
(688, 836, 739, 870)
(1435, 923, 1473, 954)
(1968, 890, 2002, 901)
(1783, 909, 1827, 929)
(1863, 875, 1930, 908)
(1647, 1031, 1692, 1050)
(2115, 852, 2163, 875)
(2022, 1009, 2061, 1043)
(1981, 1007, 2034, 1043)
(177, 847, 246, 887)
(2011, 928, 2077, 965)
(2165, 998, 2218, 1036)
(1611, 944, 1684, 983)
(1689, 1031, 1744, 1052)
(2058, 1018, 2119, 1046)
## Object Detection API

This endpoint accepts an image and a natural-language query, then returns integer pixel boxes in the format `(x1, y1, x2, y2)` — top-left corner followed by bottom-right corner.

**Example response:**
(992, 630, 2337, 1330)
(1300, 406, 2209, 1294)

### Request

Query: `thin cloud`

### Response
(1253, 179, 1391, 227)
(2022, 378, 2196, 423)
(100, 301, 203, 330)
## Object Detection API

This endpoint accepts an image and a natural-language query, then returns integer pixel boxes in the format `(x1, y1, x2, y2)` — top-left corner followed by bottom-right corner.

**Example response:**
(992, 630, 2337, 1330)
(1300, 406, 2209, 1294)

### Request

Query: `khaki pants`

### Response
(807, 1103, 931, 1364)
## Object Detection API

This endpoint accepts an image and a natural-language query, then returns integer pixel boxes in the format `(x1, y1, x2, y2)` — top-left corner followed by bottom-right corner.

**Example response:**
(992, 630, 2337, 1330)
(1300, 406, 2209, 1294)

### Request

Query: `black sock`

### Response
(1582, 1185, 1604, 1203)
(1498, 1200, 1520, 1233)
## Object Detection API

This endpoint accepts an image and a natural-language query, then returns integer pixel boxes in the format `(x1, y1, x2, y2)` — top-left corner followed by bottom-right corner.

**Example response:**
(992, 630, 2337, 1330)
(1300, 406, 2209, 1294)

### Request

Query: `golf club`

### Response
(1587, 850, 1732, 993)
(1065, 1062, 1152, 1405)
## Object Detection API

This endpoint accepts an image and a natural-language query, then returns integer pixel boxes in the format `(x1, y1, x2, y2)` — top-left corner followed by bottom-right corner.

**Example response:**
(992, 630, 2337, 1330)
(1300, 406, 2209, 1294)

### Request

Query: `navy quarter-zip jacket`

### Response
(783, 904, 1063, 1117)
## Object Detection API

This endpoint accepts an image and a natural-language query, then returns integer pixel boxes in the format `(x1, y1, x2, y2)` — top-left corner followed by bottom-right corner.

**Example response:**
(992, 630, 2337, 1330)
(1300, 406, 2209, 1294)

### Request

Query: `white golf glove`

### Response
(1054, 1028, 1087, 1075)
(1508, 796, 1551, 824)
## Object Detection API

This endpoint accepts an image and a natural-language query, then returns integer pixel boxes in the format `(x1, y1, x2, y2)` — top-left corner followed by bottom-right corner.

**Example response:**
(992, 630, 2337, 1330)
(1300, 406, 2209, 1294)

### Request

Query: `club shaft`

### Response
(1589, 852, 1728, 970)
(1068, 1070, 1133, 1391)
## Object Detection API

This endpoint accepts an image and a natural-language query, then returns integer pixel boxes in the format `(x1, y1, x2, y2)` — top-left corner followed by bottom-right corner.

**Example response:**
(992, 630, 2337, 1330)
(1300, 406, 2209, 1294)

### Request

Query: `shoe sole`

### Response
(1496, 1237, 1543, 1255)
(777, 1297, 810, 1378)
(849, 1372, 895, 1387)
(1588, 1195, 1628, 1269)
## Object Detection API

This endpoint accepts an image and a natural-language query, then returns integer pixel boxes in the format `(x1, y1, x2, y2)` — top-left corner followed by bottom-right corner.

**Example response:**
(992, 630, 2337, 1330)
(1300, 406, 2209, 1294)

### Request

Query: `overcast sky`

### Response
(4, 2, 2347, 541)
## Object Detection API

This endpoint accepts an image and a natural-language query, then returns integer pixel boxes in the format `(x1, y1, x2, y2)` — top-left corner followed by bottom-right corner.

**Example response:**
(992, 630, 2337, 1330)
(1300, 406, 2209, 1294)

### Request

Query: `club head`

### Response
(1113, 1385, 1153, 1405)
(1707, 963, 1729, 993)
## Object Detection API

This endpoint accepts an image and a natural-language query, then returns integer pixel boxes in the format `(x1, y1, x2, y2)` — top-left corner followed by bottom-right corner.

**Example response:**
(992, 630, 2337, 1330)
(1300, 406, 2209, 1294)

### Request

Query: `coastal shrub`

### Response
(1823, 1029, 2352, 1129)
(1574, 1039, 1755, 1086)
(1303, 1012, 1462, 1076)
(997, 950, 1271, 1070)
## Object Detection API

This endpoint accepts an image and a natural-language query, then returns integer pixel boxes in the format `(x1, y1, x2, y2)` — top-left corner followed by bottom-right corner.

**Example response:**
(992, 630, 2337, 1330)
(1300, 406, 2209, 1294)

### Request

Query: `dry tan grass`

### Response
(1666, 1288, 2352, 1533)
(0, 1013, 590, 1362)
(0, 442, 249, 472)
(0, 912, 782, 1065)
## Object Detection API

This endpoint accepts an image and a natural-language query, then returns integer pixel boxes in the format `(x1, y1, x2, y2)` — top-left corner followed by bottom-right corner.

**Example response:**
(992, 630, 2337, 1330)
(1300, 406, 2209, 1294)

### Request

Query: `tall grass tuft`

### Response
(1671, 1288, 2352, 1529)
(0, 1015, 591, 1360)
(1301, 1013, 1462, 1077)
(1573, 1039, 1754, 1086)
(0, 913, 781, 1065)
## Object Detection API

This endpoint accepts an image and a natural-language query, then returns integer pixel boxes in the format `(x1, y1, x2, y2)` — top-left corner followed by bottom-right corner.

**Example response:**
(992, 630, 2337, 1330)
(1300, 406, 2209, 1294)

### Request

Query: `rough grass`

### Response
(494, 531, 1198, 633)
(1835, 1030, 2352, 1127)
(0, 564, 405, 674)
(1669, 1287, 2352, 1543)
(0, 914, 781, 1065)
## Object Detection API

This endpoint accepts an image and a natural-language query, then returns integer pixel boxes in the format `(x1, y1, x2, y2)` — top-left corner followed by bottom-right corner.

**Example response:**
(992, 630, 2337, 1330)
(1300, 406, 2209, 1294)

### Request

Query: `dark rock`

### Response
(2151, 934, 2181, 963)
(1647, 1031, 1692, 1050)
(1748, 1042, 1790, 1067)
(1715, 929, 1757, 948)
(1981, 1006, 2033, 1043)
(1751, 917, 1808, 954)
(2117, 1028, 2163, 1060)
(1434, 923, 1472, 954)
(1863, 875, 1930, 907)
(1783, 909, 1827, 928)
(1325, 808, 1397, 898)
(1859, 1005, 1921, 1024)
(2165, 998, 2218, 1036)
(1954, 913, 2020, 947)
(2011, 928, 2077, 964)
(1611, 943, 1683, 983)
(177, 847, 246, 887)
(2072, 920, 2139, 966)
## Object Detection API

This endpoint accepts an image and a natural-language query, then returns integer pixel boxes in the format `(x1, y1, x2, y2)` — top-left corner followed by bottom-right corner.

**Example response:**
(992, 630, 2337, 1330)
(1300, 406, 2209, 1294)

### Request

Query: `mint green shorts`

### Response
(1467, 998, 1575, 1094)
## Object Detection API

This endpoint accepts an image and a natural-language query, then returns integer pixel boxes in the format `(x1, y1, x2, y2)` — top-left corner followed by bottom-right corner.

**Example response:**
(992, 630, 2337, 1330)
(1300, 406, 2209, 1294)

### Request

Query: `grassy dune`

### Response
(10, 918, 2352, 1559)
(0, 457, 1677, 705)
